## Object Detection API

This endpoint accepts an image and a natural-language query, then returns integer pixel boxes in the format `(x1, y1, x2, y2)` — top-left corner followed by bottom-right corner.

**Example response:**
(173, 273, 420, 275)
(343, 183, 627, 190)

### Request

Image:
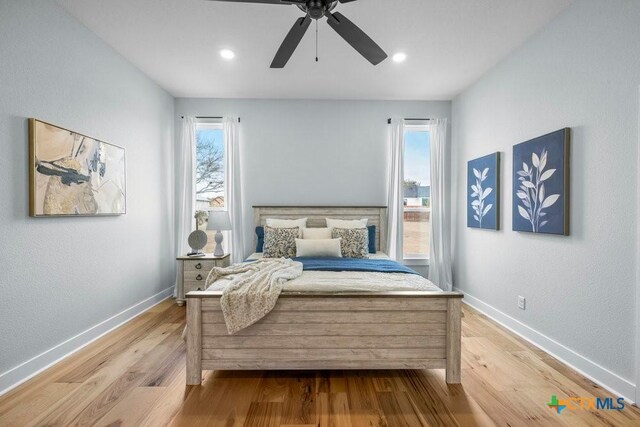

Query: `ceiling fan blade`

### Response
(338, 0, 358, 3)
(326, 12, 387, 65)
(206, 0, 300, 5)
(270, 16, 312, 68)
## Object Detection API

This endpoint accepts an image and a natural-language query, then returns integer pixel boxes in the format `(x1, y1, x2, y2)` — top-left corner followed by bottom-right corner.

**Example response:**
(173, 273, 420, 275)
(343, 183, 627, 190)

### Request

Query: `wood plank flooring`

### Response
(1, 300, 639, 426)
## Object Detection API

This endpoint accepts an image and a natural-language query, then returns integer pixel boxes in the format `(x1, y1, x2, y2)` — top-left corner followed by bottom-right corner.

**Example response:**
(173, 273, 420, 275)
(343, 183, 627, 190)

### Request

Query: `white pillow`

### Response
(325, 218, 368, 230)
(266, 217, 307, 237)
(295, 238, 342, 257)
(302, 227, 332, 239)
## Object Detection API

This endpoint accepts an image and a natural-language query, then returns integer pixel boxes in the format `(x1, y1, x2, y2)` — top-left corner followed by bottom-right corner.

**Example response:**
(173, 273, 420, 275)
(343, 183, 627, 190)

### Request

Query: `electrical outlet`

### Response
(518, 296, 526, 310)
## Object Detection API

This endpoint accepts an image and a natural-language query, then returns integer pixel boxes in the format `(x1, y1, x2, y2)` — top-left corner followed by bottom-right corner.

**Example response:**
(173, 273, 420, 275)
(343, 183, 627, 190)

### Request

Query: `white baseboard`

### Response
(0, 286, 174, 396)
(456, 288, 637, 404)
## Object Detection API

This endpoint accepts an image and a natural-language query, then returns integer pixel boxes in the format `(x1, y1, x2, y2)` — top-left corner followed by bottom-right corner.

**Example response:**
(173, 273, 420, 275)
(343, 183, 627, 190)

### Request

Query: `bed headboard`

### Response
(253, 206, 388, 253)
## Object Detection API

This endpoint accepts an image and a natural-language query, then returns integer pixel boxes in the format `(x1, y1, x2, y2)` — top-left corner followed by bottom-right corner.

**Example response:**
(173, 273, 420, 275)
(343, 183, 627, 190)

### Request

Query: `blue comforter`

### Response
(292, 257, 418, 275)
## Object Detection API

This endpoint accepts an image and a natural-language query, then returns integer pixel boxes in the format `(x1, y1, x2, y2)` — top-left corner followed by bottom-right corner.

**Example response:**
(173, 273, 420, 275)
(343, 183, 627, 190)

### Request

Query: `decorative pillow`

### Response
(302, 227, 332, 239)
(255, 226, 265, 252)
(263, 226, 298, 258)
(326, 218, 368, 230)
(266, 218, 307, 237)
(332, 227, 369, 258)
(295, 238, 342, 257)
(367, 225, 376, 254)
(260, 224, 375, 253)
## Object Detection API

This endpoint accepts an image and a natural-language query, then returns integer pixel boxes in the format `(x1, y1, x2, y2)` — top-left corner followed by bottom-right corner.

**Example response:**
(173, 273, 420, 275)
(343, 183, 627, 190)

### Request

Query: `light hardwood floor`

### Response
(0, 300, 638, 426)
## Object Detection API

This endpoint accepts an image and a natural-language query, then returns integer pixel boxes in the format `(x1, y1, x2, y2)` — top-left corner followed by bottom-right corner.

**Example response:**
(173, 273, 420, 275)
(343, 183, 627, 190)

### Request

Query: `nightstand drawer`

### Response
(184, 260, 217, 271)
(184, 282, 207, 293)
(176, 254, 230, 306)
(184, 270, 209, 283)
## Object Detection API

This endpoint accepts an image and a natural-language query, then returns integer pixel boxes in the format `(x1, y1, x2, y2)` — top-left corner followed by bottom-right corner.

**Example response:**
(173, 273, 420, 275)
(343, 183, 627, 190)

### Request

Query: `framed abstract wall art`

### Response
(29, 119, 126, 217)
(467, 152, 500, 230)
(512, 128, 570, 235)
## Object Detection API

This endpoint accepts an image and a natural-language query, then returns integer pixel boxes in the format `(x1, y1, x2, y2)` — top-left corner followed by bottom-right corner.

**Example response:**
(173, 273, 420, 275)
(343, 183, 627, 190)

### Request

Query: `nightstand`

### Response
(176, 254, 230, 306)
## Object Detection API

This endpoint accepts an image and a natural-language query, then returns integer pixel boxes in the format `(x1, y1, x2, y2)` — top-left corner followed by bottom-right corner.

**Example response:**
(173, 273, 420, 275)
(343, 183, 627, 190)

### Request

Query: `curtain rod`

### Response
(387, 118, 431, 124)
(180, 116, 241, 123)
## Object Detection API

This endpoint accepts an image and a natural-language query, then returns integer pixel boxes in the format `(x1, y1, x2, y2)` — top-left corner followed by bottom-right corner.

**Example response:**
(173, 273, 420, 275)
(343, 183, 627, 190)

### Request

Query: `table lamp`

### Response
(207, 211, 232, 257)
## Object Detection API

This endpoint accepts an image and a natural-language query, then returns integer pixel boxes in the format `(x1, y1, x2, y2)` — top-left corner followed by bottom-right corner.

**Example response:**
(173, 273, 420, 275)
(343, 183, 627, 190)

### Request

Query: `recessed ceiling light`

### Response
(219, 49, 235, 60)
(392, 52, 407, 63)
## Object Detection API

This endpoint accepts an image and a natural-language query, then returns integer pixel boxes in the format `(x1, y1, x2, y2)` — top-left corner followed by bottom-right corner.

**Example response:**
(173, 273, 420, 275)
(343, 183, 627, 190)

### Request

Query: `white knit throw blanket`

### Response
(205, 258, 303, 334)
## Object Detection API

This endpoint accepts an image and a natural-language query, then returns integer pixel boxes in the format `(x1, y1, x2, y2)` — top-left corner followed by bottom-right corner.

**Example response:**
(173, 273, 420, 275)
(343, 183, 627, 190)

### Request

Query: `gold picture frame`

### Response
(29, 118, 126, 217)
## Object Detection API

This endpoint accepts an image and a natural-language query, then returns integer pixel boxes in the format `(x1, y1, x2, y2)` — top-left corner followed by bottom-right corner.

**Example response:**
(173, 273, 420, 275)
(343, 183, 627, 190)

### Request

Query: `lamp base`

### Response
(213, 230, 224, 257)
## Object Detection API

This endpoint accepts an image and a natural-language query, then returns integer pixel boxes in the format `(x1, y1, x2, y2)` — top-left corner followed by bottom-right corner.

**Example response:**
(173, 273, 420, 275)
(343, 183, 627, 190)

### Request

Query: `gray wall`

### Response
(452, 0, 639, 392)
(0, 0, 175, 383)
(175, 98, 451, 276)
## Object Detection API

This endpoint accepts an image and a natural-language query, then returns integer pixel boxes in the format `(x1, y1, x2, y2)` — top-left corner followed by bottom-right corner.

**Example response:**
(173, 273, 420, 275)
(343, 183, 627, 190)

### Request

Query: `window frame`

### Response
(402, 123, 431, 264)
(195, 119, 225, 213)
(194, 119, 229, 254)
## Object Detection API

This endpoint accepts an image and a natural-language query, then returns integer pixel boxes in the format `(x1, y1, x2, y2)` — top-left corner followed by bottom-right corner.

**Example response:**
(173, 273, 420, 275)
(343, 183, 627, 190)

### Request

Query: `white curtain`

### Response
(428, 118, 453, 291)
(224, 117, 245, 264)
(386, 119, 405, 261)
(175, 117, 197, 292)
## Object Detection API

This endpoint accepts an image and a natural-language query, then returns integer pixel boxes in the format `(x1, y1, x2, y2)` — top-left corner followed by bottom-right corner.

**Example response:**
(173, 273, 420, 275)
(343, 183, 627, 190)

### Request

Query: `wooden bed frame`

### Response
(185, 206, 463, 385)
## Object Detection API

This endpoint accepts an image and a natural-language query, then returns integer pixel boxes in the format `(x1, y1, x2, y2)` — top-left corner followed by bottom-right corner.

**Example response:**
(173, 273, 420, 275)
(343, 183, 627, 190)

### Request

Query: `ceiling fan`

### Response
(208, 0, 388, 68)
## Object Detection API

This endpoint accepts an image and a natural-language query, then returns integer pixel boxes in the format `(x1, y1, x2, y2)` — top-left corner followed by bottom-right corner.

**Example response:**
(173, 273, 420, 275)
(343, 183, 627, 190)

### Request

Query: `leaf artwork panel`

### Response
(512, 128, 570, 235)
(29, 119, 126, 217)
(467, 152, 499, 230)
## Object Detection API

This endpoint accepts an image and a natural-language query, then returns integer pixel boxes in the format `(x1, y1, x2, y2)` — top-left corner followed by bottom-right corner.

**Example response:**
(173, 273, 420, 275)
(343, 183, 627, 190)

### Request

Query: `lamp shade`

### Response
(207, 211, 232, 231)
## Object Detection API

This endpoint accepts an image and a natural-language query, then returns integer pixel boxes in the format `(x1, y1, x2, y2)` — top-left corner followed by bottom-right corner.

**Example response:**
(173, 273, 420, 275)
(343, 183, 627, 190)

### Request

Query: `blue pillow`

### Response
(368, 225, 376, 253)
(255, 226, 265, 252)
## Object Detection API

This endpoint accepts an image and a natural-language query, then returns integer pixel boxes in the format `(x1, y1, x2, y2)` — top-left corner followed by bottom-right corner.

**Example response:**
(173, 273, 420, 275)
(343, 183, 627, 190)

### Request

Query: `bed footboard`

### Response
(186, 291, 462, 385)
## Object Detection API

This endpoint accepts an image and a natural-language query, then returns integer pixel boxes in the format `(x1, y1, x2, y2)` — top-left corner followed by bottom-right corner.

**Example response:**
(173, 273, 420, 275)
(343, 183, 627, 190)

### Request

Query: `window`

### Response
(195, 121, 225, 253)
(403, 126, 431, 260)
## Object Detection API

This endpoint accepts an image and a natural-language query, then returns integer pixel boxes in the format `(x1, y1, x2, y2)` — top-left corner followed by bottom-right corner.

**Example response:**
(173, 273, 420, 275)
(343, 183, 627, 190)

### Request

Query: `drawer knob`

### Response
(195, 263, 202, 270)
(196, 274, 203, 281)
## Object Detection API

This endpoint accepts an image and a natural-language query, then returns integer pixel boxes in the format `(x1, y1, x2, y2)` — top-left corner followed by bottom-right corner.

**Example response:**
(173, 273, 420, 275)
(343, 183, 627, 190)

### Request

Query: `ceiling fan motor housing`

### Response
(306, 0, 334, 20)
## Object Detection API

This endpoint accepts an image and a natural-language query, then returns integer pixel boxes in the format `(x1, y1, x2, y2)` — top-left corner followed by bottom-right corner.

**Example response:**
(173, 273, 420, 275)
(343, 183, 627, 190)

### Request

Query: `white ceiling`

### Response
(58, 0, 572, 100)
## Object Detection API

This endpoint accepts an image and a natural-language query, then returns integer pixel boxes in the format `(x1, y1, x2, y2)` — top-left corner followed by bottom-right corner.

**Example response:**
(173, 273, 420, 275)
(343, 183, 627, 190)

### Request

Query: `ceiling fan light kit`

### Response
(208, 0, 388, 68)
